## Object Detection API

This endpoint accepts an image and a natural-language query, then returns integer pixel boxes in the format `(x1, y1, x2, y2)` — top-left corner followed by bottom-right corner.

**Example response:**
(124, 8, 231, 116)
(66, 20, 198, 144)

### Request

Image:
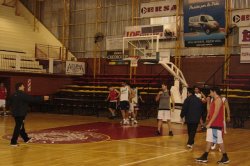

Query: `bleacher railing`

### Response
(35, 44, 68, 61)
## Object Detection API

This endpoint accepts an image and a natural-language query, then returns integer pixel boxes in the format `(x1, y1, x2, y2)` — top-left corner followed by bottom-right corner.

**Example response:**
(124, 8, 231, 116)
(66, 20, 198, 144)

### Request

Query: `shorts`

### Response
(119, 101, 130, 111)
(0, 100, 6, 107)
(206, 128, 223, 144)
(157, 110, 171, 121)
(108, 101, 117, 110)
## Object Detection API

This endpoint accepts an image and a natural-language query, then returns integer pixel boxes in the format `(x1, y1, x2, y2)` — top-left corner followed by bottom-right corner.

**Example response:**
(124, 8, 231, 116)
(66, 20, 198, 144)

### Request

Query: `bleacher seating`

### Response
(0, 5, 61, 73)
(48, 74, 173, 118)
(0, 51, 46, 73)
(220, 74, 250, 128)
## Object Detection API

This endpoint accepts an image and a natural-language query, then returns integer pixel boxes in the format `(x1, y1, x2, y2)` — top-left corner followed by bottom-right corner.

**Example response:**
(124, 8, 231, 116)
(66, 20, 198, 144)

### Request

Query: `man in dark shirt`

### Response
(181, 88, 203, 148)
(9, 82, 49, 146)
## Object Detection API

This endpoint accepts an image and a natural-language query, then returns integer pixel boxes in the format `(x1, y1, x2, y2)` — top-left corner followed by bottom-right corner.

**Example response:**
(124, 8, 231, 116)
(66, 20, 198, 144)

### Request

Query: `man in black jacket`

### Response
(181, 88, 203, 148)
(9, 82, 49, 146)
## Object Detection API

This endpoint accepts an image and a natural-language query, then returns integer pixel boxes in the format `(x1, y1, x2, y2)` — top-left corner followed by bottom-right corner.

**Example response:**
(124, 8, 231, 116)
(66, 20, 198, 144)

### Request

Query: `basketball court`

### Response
(0, 113, 249, 165)
(1, 0, 250, 165)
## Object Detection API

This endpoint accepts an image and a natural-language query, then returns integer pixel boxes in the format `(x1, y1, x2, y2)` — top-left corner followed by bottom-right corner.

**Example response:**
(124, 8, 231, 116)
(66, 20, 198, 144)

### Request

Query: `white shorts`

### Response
(206, 128, 223, 144)
(0, 100, 6, 107)
(157, 110, 171, 121)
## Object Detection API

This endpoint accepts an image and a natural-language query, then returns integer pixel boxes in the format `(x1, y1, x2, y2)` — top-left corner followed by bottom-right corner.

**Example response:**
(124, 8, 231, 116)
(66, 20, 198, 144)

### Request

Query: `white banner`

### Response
(66, 61, 85, 75)
(140, 0, 176, 18)
(232, 9, 250, 27)
(106, 36, 125, 50)
(240, 47, 250, 63)
(239, 27, 250, 44)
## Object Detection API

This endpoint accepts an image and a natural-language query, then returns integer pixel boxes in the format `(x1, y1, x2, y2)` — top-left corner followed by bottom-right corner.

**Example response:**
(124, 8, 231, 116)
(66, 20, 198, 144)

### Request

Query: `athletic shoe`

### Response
(196, 153, 208, 163)
(25, 138, 33, 143)
(123, 120, 129, 125)
(217, 154, 229, 164)
(187, 144, 193, 149)
(211, 143, 216, 150)
(10, 143, 19, 147)
(155, 130, 161, 136)
(133, 119, 138, 124)
(169, 131, 174, 136)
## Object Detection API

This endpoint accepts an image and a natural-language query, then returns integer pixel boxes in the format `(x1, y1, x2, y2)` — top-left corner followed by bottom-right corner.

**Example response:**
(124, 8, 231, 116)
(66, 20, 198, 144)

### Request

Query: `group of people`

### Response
(106, 81, 143, 125)
(3, 81, 231, 164)
(181, 86, 231, 164)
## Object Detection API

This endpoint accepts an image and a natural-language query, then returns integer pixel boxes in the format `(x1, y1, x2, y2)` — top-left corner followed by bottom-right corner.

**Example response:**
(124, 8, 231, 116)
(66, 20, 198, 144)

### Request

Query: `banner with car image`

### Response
(183, 0, 225, 47)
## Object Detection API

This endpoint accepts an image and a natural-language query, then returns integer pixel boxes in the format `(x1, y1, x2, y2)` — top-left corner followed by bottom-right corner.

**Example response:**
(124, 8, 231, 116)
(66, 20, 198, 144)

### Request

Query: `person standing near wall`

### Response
(9, 82, 49, 146)
(155, 82, 175, 136)
(180, 88, 203, 148)
(0, 82, 7, 116)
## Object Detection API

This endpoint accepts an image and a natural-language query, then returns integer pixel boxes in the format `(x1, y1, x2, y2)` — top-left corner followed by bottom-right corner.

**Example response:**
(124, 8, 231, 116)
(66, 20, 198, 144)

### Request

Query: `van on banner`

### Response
(183, 0, 225, 47)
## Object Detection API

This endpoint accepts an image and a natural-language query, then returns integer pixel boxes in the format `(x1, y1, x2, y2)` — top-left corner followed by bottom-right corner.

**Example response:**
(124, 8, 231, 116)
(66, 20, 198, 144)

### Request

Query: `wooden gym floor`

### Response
(0, 113, 249, 166)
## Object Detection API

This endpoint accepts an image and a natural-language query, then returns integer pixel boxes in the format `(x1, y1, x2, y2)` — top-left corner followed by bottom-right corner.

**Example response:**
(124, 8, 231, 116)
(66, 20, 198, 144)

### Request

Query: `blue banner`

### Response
(183, 0, 225, 47)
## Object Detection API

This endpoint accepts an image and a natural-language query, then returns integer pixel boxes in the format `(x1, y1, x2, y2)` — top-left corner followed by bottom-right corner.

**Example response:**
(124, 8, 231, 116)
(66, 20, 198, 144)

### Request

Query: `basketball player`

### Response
(196, 87, 229, 164)
(210, 96, 231, 150)
(106, 86, 120, 119)
(9, 82, 49, 146)
(0, 82, 7, 116)
(155, 83, 175, 136)
(119, 81, 134, 125)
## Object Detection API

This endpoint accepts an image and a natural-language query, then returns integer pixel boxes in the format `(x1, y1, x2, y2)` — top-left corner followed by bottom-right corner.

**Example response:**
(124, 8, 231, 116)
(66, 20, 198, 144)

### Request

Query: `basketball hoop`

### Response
(123, 56, 140, 67)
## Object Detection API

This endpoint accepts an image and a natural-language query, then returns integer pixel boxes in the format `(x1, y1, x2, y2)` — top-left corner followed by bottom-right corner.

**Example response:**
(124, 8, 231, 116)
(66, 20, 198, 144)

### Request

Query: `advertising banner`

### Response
(183, 0, 225, 47)
(65, 61, 85, 75)
(240, 47, 250, 63)
(140, 0, 176, 18)
(232, 9, 250, 27)
(239, 27, 250, 45)
(107, 50, 129, 60)
(125, 24, 176, 39)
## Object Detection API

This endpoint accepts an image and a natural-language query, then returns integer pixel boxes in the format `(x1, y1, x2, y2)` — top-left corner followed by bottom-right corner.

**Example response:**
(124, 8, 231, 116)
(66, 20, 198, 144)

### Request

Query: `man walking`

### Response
(196, 87, 229, 164)
(9, 82, 49, 146)
(181, 88, 203, 148)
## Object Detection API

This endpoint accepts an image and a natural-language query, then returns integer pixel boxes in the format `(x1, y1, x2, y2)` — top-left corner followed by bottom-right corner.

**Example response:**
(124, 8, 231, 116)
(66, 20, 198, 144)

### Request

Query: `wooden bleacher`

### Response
(220, 74, 250, 128)
(47, 74, 173, 118)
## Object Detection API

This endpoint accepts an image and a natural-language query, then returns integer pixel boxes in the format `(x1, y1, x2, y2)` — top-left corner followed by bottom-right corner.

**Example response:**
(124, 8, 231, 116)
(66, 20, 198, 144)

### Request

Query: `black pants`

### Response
(187, 123, 198, 145)
(11, 116, 29, 144)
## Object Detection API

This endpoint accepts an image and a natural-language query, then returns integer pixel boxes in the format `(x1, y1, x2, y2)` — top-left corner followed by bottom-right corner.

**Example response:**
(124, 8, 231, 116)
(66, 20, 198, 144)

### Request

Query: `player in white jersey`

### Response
(119, 81, 134, 125)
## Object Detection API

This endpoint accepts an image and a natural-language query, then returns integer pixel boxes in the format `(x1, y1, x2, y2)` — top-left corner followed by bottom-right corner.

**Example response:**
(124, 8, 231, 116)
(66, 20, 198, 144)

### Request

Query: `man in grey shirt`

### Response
(155, 83, 175, 136)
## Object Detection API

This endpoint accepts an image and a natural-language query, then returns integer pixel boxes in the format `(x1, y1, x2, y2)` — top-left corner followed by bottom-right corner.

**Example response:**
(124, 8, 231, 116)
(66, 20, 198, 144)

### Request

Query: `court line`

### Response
(116, 140, 185, 150)
(120, 149, 188, 166)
